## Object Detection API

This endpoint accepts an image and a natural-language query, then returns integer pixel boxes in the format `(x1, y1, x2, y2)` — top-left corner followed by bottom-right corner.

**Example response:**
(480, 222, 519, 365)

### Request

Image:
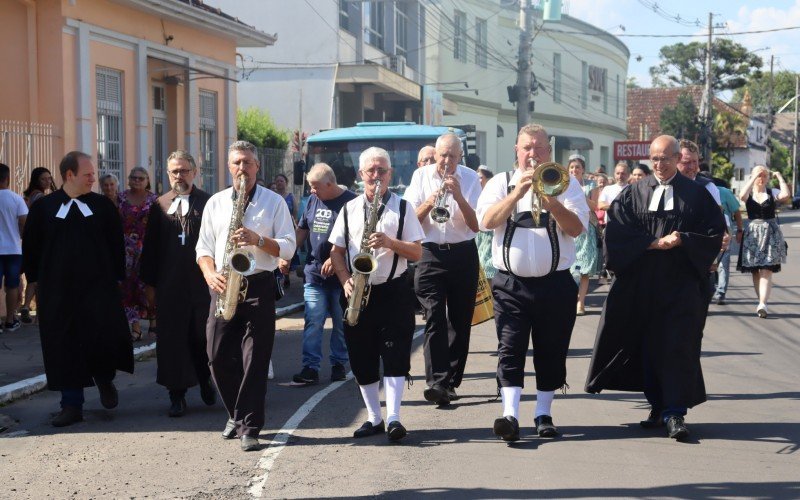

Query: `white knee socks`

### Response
(535, 390, 555, 418)
(358, 381, 382, 425)
(501, 386, 522, 419)
(384, 376, 405, 424)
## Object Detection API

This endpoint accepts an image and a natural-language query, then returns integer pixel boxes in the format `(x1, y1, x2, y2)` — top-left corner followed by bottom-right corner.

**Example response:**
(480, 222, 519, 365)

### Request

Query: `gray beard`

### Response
(173, 182, 190, 194)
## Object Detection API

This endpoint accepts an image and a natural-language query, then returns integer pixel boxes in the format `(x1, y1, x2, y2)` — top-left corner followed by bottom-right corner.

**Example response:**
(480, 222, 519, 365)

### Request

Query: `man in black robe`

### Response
(140, 150, 214, 417)
(22, 151, 133, 427)
(585, 135, 725, 441)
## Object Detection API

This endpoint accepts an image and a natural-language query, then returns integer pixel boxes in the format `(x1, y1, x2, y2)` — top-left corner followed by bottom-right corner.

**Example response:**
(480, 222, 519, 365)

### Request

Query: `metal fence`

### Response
(0, 120, 55, 195)
(257, 147, 294, 185)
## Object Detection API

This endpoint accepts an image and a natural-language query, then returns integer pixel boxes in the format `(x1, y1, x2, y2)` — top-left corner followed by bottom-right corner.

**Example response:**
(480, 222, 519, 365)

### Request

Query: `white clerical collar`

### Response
(649, 174, 677, 212)
(56, 198, 93, 219)
(167, 194, 190, 215)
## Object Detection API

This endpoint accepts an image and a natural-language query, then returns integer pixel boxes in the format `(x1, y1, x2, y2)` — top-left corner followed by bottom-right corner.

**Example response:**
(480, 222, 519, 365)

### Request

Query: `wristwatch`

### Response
(257, 235, 265, 247)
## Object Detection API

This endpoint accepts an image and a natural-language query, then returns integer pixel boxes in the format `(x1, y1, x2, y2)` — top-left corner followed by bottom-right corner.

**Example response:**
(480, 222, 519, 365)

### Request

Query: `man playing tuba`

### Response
(476, 124, 589, 442)
(329, 147, 424, 442)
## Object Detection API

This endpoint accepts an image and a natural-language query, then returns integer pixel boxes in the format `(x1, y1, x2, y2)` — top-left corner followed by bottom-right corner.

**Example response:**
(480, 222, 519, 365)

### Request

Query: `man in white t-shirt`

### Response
(0, 163, 28, 332)
(597, 162, 631, 210)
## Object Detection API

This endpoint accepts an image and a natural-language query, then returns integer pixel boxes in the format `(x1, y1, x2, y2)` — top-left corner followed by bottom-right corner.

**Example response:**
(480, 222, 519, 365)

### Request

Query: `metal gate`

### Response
(0, 120, 55, 195)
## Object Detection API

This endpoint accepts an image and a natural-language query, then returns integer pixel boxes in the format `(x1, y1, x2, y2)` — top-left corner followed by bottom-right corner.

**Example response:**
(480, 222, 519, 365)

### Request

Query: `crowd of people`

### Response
(0, 123, 791, 451)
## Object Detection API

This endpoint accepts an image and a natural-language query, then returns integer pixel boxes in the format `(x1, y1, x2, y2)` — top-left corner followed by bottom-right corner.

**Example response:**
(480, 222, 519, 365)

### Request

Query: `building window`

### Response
(396, 3, 408, 56)
(454, 10, 467, 62)
(553, 53, 561, 104)
(199, 90, 217, 193)
(365, 1, 385, 51)
(601, 146, 609, 169)
(475, 19, 487, 68)
(339, 0, 349, 32)
(581, 61, 588, 110)
(96, 67, 124, 185)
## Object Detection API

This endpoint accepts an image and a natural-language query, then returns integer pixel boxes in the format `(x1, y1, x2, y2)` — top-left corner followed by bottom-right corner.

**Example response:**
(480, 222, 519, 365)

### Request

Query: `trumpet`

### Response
(527, 158, 570, 225)
(430, 172, 450, 223)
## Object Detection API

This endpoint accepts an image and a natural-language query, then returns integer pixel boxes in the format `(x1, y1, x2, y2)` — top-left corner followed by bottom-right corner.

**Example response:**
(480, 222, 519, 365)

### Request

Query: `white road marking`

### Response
(248, 327, 425, 498)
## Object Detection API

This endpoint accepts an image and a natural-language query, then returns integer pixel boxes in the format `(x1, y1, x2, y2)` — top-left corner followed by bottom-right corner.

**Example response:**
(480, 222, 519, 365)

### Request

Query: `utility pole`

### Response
(765, 55, 775, 169)
(793, 74, 798, 195)
(516, 0, 532, 130)
(700, 12, 713, 163)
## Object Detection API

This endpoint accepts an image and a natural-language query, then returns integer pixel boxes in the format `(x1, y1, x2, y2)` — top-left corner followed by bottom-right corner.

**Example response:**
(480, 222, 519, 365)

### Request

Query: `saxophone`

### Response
(215, 174, 257, 320)
(344, 179, 382, 326)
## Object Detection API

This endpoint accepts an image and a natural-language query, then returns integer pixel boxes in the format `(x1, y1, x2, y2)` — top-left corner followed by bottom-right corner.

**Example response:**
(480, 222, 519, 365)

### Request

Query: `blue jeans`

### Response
(302, 283, 348, 371)
(715, 248, 731, 297)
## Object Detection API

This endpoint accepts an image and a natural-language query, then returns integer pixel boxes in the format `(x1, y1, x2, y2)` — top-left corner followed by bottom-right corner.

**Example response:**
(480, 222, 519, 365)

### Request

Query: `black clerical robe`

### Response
(22, 190, 133, 391)
(140, 188, 211, 390)
(585, 173, 725, 409)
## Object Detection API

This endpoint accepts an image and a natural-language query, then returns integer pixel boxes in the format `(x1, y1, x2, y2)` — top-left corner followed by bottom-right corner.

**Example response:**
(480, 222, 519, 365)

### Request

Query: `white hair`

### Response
(359, 147, 391, 170)
(307, 163, 337, 184)
(435, 133, 463, 154)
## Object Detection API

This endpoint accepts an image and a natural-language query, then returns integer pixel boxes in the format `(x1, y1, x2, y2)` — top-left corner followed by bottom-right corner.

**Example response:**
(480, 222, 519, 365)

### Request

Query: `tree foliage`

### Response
(713, 110, 747, 160)
(711, 151, 734, 181)
(770, 138, 792, 182)
(237, 107, 290, 150)
(659, 93, 701, 141)
(649, 39, 763, 91)
(732, 70, 798, 115)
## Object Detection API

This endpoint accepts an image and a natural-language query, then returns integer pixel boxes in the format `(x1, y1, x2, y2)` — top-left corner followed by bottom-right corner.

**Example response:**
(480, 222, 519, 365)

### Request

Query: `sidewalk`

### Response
(0, 275, 306, 404)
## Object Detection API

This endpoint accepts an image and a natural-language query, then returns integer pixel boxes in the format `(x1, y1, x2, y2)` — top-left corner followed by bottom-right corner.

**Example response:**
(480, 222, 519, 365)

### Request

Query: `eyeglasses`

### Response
(361, 167, 390, 176)
(419, 157, 435, 164)
(650, 155, 676, 164)
(168, 169, 193, 177)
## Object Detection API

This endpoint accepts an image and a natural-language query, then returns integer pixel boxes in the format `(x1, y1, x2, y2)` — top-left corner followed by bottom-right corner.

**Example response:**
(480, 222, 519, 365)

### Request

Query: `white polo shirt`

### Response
(196, 185, 296, 274)
(403, 164, 481, 244)
(598, 183, 626, 207)
(476, 170, 589, 278)
(329, 192, 425, 285)
(0, 190, 28, 255)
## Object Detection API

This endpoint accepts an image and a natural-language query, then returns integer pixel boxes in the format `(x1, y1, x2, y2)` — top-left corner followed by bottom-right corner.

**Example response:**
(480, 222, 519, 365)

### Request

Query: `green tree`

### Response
(713, 110, 747, 160)
(237, 107, 290, 150)
(732, 71, 798, 114)
(659, 93, 701, 141)
(711, 151, 734, 181)
(770, 138, 792, 183)
(626, 76, 640, 89)
(649, 39, 763, 91)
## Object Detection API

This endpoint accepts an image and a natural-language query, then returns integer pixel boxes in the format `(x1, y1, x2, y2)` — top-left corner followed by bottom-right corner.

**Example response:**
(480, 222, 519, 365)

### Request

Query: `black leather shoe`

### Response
(51, 406, 83, 427)
(534, 415, 559, 437)
(330, 363, 347, 382)
(222, 418, 237, 439)
(199, 379, 216, 406)
(446, 386, 460, 401)
(168, 397, 187, 417)
(423, 384, 450, 405)
(493, 415, 520, 442)
(640, 408, 664, 428)
(353, 420, 385, 438)
(666, 416, 689, 441)
(387, 421, 407, 442)
(96, 381, 118, 409)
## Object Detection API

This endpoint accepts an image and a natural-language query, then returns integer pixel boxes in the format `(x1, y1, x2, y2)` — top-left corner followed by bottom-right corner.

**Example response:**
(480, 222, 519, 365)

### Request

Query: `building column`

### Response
(135, 41, 149, 171)
(184, 56, 197, 160)
(225, 65, 236, 187)
(75, 22, 93, 154)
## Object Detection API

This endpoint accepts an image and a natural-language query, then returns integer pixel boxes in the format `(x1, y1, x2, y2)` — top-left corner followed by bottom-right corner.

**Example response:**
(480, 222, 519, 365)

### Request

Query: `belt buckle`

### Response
(438, 243, 451, 251)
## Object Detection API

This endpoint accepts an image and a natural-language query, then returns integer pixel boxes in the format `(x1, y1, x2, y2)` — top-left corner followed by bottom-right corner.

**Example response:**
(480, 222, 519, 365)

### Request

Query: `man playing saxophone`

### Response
(476, 124, 589, 442)
(329, 147, 425, 442)
(196, 141, 296, 452)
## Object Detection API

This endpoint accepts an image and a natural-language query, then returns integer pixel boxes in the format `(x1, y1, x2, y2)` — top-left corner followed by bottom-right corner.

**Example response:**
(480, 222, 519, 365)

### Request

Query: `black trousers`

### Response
(342, 277, 415, 386)
(415, 241, 478, 388)
(493, 270, 577, 390)
(157, 303, 211, 394)
(206, 271, 276, 438)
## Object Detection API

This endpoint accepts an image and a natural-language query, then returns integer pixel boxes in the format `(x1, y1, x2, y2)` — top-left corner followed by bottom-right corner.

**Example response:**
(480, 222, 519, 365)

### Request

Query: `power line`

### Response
(541, 25, 800, 38)
(636, 0, 704, 27)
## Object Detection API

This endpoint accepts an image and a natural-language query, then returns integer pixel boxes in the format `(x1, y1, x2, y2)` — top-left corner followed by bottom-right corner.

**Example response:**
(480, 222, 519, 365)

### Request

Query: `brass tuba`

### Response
(528, 159, 570, 225)
(344, 179, 382, 326)
(215, 174, 257, 320)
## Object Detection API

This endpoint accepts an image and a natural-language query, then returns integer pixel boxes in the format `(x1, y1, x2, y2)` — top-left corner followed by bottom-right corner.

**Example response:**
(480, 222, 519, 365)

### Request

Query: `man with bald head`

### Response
(586, 135, 725, 441)
(404, 132, 481, 406)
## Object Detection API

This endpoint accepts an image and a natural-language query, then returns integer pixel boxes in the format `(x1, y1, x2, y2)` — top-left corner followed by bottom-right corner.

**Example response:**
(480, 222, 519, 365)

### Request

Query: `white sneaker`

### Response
(756, 303, 768, 319)
(268, 360, 274, 380)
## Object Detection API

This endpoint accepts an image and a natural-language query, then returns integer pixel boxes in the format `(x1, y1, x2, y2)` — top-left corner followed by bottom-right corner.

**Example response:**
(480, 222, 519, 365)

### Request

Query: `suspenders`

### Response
(501, 171, 560, 278)
(343, 197, 407, 282)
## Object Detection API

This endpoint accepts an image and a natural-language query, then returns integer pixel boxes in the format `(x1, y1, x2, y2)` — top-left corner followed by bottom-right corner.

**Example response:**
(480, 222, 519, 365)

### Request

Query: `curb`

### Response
(0, 301, 305, 406)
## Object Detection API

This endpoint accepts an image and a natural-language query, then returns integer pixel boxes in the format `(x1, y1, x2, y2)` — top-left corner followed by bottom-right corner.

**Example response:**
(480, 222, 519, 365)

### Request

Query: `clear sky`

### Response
(563, 0, 800, 93)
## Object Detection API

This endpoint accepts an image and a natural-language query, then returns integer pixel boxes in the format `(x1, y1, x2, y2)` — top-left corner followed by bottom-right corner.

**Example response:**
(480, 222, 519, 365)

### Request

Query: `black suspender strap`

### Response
(343, 203, 352, 274)
(501, 171, 560, 277)
(386, 198, 406, 281)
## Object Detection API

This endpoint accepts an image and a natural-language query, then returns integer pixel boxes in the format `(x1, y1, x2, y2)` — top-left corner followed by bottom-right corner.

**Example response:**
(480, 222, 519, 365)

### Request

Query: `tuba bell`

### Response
(528, 159, 570, 226)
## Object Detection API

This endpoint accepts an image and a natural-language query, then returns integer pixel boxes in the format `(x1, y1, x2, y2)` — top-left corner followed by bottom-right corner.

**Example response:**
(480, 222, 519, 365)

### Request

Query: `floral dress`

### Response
(119, 190, 158, 323)
(738, 189, 787, 273)
(570, 184, 602, 277)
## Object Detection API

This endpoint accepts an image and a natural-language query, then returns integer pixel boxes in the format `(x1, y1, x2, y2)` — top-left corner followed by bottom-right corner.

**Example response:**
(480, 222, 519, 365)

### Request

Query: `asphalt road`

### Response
(2, 213, 800, 499)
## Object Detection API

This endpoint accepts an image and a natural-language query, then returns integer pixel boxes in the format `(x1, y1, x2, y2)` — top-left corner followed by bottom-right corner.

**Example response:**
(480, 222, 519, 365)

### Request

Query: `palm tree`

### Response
(713, 111, 747, 161)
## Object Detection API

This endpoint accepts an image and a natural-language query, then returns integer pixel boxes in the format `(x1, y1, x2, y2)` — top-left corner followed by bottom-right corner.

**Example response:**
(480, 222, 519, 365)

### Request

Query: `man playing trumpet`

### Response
(476, 124, 589, 442)
(329, 147, 424, 442)
(403, 133, 482, 406)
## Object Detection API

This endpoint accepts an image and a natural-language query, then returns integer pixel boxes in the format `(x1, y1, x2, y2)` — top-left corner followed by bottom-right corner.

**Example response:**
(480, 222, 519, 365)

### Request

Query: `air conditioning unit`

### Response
(389, 55, 406, 74)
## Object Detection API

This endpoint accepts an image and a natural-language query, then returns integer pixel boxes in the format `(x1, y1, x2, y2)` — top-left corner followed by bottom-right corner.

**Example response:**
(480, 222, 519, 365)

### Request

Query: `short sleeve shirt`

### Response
(298, 190, 357, 285)
(0, 190, 29, 255)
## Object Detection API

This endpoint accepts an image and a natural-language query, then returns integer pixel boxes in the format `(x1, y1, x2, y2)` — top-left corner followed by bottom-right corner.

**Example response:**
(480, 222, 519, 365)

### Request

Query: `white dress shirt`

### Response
(598, 183, 626, 207)
(329, 192, 425, 285)
(476, 171, 589, 277)
(196, 185, 296, 274)
(403, 164, 482, 244)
